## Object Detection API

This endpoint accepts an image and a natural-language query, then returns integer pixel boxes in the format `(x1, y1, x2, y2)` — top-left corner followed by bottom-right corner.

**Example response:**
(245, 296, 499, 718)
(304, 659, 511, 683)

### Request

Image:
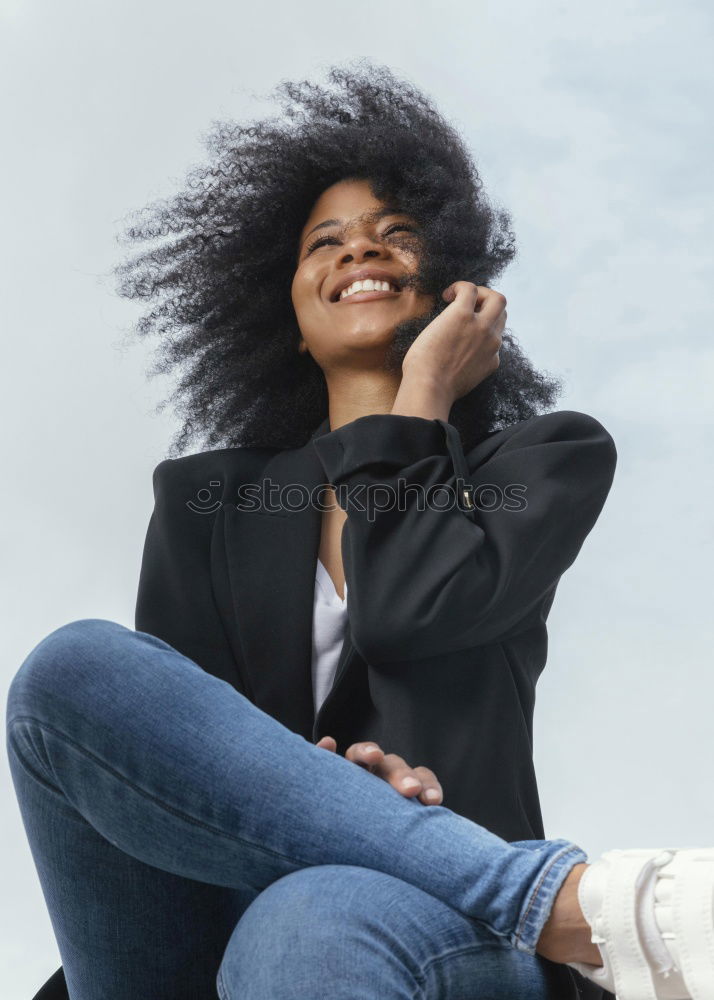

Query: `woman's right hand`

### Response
(401, 281, 507, 401)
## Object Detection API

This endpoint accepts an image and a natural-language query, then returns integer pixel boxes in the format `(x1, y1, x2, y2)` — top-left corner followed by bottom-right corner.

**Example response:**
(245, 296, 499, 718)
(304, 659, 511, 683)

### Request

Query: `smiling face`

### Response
(292, 178, 437, 374)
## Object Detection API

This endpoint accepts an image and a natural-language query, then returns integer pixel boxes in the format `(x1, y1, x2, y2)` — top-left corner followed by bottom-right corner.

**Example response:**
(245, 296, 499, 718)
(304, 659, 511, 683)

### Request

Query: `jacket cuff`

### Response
(433, 418, 478, 519)
(311, 412, 478, 520)
(311, 413, 448, 482)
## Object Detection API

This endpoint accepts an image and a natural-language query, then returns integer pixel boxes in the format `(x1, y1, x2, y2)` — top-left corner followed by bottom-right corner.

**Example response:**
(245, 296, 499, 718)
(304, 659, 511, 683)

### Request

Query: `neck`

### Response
(324, 368, 454, 431)
(324, 369, 402, 432)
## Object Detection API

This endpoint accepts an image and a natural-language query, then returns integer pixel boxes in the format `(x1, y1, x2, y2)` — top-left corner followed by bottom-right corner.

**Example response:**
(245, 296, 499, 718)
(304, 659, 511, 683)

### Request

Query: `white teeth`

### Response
(339, 279, 396, 300)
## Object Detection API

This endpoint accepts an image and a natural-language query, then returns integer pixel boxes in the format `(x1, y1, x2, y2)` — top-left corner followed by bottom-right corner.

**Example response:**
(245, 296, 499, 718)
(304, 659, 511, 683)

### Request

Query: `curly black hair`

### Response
(112, 58, 563, 458)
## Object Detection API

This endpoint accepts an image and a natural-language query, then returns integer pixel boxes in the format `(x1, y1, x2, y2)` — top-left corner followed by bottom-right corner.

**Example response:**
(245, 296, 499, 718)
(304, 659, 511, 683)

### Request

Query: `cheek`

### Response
(291, 286, 309, 321)
(292, 266, 323, 313)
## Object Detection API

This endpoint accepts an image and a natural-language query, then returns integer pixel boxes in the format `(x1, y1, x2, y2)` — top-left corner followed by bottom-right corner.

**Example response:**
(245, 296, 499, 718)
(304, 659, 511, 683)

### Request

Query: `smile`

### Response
(330, 277, 403, 303)
(334, 289, 401, 304)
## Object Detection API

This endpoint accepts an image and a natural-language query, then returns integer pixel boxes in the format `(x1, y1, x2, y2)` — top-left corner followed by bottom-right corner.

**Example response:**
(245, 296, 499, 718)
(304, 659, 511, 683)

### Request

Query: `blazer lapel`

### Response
(217, 416, 343, 741)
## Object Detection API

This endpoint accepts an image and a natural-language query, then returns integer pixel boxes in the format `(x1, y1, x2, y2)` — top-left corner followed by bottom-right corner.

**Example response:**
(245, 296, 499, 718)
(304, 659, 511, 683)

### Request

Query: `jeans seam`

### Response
(425, 943, 580, 1000)
(514, 844, 584, 950)
(420, 939, 510, 985)
(7, 730, 75, 797)
(216, 966, 231, 1000)
(7, 714, 315, 870)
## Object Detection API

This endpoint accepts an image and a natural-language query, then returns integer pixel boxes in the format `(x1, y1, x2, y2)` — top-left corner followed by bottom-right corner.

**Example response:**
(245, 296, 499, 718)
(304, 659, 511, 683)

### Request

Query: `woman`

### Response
(7, 61, 713, 1000)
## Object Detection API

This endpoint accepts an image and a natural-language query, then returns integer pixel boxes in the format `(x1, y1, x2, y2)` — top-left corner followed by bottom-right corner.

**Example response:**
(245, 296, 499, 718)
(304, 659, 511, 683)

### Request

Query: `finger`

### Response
(373, 753, 424, 796)
(345, 741, 384, 772)
(476, 287, 508, 324)
(316, 736, 337, 752)
(442, 281, 484, 312)
(412, 766, 444, 805)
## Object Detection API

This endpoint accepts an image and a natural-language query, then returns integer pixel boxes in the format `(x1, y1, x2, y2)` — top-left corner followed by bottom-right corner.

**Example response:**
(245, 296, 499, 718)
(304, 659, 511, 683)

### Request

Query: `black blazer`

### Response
(32, 410, 617, 1000)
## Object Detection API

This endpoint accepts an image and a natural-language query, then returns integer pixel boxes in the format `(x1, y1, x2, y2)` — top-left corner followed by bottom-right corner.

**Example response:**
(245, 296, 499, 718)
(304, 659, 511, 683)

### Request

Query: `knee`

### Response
(217, 866, 425, 999)
(7, 619, 130, 723)
(228, 864, 392, 940)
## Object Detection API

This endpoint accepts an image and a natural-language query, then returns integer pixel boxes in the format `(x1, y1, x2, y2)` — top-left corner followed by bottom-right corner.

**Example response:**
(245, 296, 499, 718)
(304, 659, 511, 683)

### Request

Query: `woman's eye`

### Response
(305, 234, 340, 254)
(304, 223, 417, 256)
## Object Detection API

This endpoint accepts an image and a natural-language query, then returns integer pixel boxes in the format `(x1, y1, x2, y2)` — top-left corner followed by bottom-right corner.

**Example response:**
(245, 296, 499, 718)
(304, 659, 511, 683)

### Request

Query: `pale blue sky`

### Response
(2, 0, 712, 993)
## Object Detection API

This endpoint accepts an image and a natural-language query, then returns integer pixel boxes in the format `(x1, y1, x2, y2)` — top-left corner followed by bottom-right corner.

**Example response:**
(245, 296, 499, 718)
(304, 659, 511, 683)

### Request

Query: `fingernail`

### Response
(402, 777, 421, 790)
(425, 789, 440, 801)
(364, 745, 379, 753)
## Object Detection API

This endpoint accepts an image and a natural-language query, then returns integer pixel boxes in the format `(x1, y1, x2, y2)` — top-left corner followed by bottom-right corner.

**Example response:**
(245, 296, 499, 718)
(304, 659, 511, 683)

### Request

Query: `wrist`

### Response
(391, 370, 455, 422)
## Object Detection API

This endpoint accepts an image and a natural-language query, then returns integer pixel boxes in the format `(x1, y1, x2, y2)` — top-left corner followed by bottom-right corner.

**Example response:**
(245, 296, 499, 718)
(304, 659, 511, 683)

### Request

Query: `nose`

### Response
(338, 232, 392, 265)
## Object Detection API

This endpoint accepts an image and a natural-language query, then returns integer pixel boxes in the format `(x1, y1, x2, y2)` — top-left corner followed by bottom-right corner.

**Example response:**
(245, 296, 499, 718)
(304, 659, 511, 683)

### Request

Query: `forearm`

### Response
(311, 409, 617, 664)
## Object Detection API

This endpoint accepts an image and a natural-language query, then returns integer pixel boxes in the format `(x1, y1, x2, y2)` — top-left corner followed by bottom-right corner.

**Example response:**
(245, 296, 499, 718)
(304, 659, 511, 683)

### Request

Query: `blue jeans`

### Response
(6, 619, 587, 999)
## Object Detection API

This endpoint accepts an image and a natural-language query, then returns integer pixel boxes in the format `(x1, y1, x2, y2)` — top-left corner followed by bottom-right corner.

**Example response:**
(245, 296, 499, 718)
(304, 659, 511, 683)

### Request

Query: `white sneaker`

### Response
(567, 847, 714, 1000)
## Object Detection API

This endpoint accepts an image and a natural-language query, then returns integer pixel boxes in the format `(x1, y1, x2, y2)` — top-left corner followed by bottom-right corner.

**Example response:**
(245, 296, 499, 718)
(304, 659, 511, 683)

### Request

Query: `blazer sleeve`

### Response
(134, 458, 239, 682)
(311, 409, 617, 665)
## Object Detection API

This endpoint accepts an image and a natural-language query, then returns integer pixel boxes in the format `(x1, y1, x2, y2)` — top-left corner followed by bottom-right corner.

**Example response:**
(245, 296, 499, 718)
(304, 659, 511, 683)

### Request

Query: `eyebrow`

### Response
(301, 206, 407, 243)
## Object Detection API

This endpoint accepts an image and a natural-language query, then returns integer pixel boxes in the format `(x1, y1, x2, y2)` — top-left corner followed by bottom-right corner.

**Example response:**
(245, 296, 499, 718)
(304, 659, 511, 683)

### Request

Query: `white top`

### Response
(311, 558, 349, 715)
